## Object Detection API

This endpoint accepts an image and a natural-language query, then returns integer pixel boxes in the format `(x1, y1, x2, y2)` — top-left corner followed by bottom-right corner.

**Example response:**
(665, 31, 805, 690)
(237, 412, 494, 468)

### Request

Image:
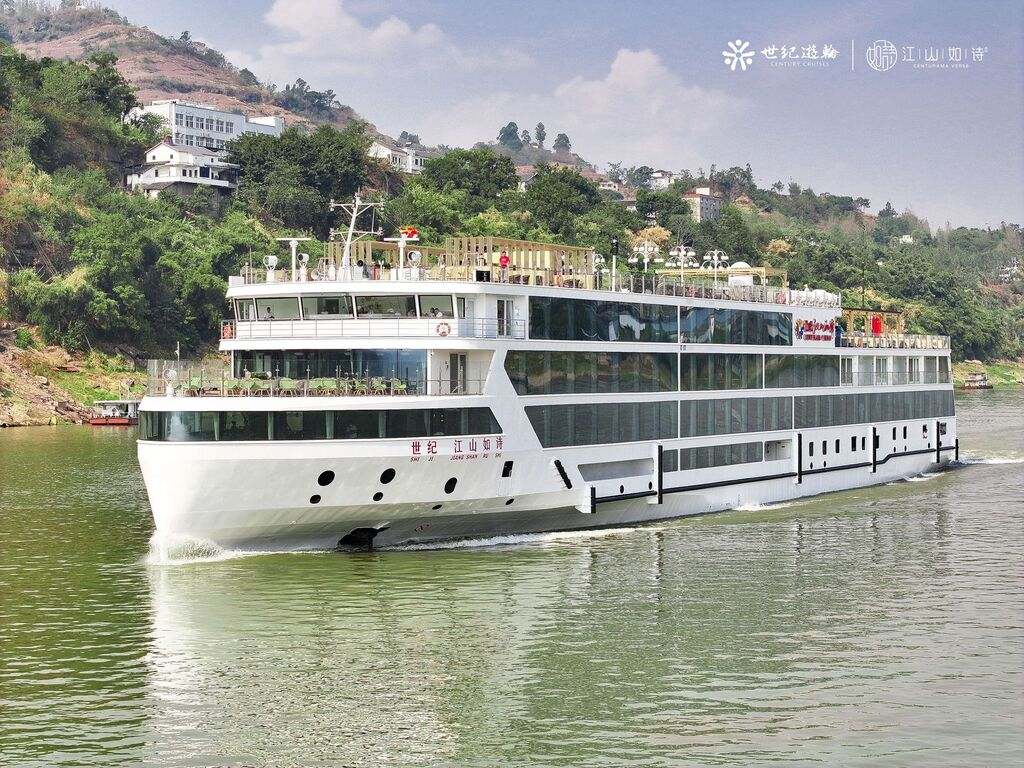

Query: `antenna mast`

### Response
(329, 193, 382, 274)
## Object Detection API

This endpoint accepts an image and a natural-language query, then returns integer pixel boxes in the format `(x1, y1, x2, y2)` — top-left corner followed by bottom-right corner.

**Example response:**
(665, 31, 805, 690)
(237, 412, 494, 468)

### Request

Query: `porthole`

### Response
(648, 482, 653, 490)
(310, 494, 321, 504)
(380, 468, 396, 484)
(444, 477, 457, 494)
(372, 492, 383, 502)
(432, 503, 443, 510)
(505, 498, 514, 506)
(619, 485, 625, 494)
(317, 470, 335, 487)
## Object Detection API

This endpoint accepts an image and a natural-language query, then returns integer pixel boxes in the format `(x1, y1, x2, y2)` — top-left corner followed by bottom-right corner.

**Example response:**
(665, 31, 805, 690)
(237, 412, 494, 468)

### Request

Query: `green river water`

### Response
(1, 391, 1022, 767)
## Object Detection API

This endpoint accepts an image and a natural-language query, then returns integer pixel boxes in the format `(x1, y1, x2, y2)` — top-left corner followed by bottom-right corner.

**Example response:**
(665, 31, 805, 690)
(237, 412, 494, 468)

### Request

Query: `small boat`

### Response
(962, 372, 993, 390)
(90, 399, 140, 426)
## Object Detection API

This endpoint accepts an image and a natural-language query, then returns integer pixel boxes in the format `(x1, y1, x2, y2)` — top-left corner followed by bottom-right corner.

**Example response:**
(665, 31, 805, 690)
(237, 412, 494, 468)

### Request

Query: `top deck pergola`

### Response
(328, 236, 596, 288)
(842, 308, 906, 334)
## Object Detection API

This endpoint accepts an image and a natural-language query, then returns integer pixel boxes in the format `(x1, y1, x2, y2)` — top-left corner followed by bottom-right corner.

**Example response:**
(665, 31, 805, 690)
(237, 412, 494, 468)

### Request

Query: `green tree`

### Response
(524, 164, 600, 240)
(534, 122, 546, 150)
(497, 121, 522, 151)
(419, 147, 517, 213)
(552, 132, 571, 152)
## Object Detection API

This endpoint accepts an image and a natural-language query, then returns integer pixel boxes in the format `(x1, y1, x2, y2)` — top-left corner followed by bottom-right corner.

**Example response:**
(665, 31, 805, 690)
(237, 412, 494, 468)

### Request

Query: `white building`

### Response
(649, 170, 676, 190)
(129, 99, 284, 152)
(367, 140, 440, 175)
(682, 185, 723, 223)
(125, 140, 237, 200)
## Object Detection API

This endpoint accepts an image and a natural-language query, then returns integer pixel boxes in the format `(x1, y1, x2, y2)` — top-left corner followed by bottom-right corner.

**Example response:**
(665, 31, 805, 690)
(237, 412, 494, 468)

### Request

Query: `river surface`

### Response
(1, 391, 1022, 767)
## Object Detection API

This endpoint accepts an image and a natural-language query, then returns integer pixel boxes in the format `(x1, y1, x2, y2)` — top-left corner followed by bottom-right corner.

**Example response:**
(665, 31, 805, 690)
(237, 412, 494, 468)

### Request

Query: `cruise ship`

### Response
(137, 225, 957, 550)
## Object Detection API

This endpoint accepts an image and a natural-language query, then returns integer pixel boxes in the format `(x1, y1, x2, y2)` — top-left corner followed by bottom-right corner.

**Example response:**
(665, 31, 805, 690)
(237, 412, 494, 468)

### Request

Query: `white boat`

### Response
(137, 212, 957, 550)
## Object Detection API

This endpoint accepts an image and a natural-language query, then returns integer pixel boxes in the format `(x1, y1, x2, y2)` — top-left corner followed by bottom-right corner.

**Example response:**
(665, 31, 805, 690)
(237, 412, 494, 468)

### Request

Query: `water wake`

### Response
(733, 501, 798, 512)
(955, 456, 1024, 466)
(144, 532, 293, 565)
(385, 526, 643, 552)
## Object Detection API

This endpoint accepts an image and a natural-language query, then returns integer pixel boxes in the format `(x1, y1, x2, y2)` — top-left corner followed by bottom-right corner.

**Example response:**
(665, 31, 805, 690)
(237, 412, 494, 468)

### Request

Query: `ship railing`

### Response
(221, 317, 526, 341)
(233, 267, 840, 308)
(145, 361, 486, 397)
(837, 332, 950, 350)
(840, 371, 952, 386)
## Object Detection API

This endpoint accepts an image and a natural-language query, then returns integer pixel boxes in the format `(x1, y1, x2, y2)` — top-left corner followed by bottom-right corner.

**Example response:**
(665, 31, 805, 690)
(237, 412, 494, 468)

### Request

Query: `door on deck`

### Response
(449, 353, 467, 394)
(497, 299, 514, 337)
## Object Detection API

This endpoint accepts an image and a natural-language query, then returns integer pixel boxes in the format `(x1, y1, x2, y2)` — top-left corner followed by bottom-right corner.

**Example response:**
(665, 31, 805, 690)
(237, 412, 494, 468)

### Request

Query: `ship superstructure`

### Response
(137, 227, 956, 550)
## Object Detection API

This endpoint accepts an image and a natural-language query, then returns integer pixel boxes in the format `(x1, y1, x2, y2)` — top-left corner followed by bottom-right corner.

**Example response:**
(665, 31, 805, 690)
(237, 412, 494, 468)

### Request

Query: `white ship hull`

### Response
(139, 419, 956, 550)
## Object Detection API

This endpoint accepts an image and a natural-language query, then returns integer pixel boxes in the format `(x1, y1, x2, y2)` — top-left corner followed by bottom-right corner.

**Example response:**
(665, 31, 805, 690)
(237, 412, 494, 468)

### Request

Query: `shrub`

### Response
(14, 327, 36, 349)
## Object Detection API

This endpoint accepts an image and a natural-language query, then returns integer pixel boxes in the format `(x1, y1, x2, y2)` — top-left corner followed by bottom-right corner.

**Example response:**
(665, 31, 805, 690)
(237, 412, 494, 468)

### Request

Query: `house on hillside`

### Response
(367, 140, 441, 175)
(128, 99, 284, 151)
(125, 140, 237, 203)
(515, 165, 538, 192)
(650, 170, 676, 190)
(682, 185, 722, 223)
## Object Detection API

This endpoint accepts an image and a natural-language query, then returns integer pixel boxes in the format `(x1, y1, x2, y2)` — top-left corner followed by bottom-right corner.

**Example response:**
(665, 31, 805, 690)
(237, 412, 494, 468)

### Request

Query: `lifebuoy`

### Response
(435, 322, 451, 337)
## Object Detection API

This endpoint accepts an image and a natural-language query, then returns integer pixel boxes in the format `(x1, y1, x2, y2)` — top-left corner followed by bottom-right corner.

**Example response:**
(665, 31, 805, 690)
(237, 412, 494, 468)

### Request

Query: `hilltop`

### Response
(2, 1, 366, 132)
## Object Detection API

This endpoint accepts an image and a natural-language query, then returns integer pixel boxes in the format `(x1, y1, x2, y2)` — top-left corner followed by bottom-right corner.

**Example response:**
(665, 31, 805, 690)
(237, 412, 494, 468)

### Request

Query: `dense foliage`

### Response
(0, 41, 1020, 361)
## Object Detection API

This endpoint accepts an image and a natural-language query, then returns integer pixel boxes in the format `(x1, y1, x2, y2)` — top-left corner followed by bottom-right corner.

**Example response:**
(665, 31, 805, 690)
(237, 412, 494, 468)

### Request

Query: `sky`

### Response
(103, 0, 1024, 229)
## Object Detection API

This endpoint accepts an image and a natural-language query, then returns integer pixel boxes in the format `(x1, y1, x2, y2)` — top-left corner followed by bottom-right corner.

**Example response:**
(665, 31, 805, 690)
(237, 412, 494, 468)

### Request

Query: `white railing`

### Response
(233, 266, 839, 308)
(840, 371, 952, 386)
(838, 332, 950, 350)
(221, 317, 526, 341)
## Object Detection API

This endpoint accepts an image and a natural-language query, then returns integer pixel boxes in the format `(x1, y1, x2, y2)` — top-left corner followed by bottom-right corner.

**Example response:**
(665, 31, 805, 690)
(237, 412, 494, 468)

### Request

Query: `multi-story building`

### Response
(129, 99, 284, 152)
(125, 140, 238, 201)
(367, 140, 441, 175)
(682, 185, 723, 223)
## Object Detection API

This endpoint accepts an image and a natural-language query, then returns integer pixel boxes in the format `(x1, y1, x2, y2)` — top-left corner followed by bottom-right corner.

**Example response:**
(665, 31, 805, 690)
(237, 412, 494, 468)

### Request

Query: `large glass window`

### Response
(505, 351, 677, 395)
(255, 297, 300, 320)
(220, 411, 269, 441)
(524, 400, 677, 448)
(234, 299, 256, 321)
(418, 295, 455, 318)
(680, 354, 763, 390)
(141, 408, 501, 441)
(233, 350, 427, 386)
(679, 307, 792, 345)
(356, 295, 417, 317)
(529, 297, 679, 343)
(301, 296, 352, 318)
(679, 396, 792, 438)
(679, 441, 763, 470)
(765, 355, 840, 388)
(274, 411, 329, 440)
(794, 390, 955, 428)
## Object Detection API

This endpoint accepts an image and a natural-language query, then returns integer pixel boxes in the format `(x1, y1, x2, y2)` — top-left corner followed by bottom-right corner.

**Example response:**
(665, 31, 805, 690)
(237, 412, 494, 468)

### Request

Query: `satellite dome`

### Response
(730, 261, 751, 270)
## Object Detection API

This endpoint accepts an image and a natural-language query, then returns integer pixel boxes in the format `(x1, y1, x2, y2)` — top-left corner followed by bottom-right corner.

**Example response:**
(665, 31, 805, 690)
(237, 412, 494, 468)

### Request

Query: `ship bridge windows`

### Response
(234, 299, 257, 321)
(418, 295, 455, 318)
(302, 295, 352, 317)
(256, 297, 301, 320)
(355, 295, 417, 318)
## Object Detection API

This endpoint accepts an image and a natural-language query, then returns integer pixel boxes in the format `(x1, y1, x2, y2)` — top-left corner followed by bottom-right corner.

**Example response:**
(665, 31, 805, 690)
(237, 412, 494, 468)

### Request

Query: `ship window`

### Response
(418, 295, 454, 318)
(765, 355, 841, 388)
(301, 295, 352, 318)
(274, 411, 329, 440)
(220, 411, 269, 441)
(234, 299, 256, 321)
(663, 449, 679, 473)
(255, 297, 300, 320)
(680, 441, 761, 470)
(835, 439, 840, 453)
(808, 442, 814, 457)
(851, 436, 857, 451)
(356, 295, 417, 317)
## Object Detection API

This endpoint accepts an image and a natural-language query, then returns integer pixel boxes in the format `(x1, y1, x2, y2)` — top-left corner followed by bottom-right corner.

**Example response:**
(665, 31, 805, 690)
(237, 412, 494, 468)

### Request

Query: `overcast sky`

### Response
(104, 0, 1023, 229)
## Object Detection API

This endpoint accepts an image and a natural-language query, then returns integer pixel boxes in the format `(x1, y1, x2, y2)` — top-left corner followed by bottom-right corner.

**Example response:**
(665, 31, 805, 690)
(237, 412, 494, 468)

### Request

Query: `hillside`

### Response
(3, 1, 366, 132)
